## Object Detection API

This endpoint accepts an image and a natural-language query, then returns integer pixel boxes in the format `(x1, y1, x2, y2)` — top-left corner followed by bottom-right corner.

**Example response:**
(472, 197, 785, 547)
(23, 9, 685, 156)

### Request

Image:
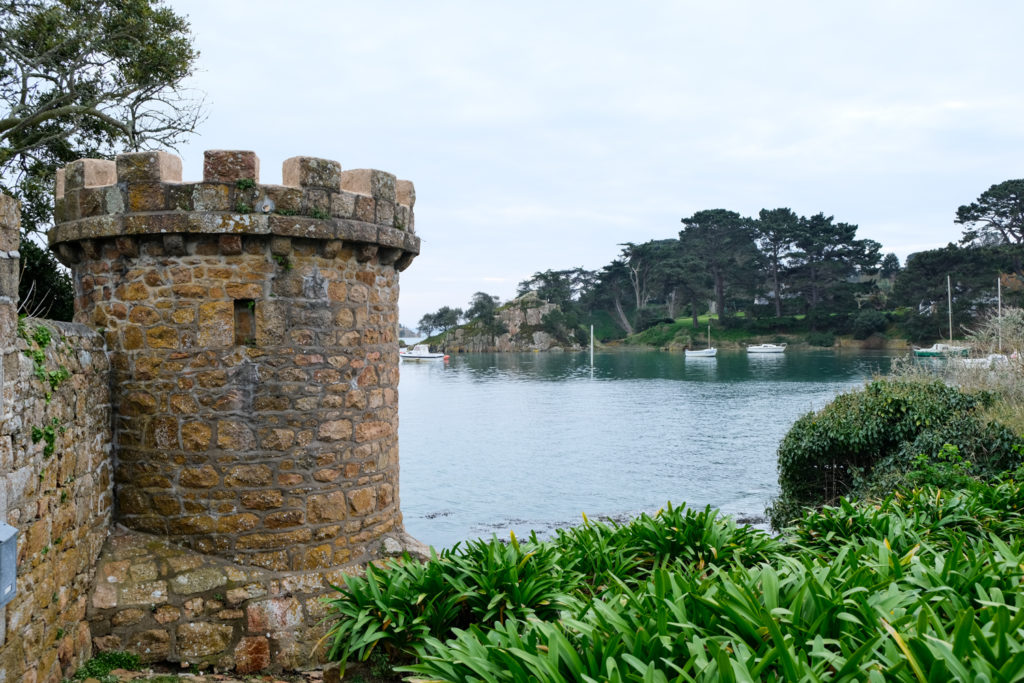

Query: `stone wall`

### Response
(85, 527, 396, 672)
(0, 194, 114, 682)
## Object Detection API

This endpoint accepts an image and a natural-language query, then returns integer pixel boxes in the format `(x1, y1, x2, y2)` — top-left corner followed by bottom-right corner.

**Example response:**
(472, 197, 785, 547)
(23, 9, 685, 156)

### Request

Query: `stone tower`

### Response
(50, 150, 420, 572)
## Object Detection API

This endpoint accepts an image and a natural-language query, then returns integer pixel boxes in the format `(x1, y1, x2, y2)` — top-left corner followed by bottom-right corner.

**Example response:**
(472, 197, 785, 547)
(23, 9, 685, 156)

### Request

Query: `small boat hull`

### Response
(685, 348, 717, 357)
(400, 344, 449, 361)
(747, 343, 786, 354)
(913, 343, 968, 357)
(959, 353, 1008, 368)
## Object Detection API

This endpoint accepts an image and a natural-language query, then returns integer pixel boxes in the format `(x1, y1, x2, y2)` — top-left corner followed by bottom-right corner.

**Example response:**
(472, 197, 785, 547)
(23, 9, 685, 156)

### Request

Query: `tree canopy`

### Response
(1, 0, 204, 233)
(418, 306, 463, 337)
(752, 207, 800, 317)
(788, 213, 880, 314)
(956, 179, 1024, 247)
(679, 209, 759, 318)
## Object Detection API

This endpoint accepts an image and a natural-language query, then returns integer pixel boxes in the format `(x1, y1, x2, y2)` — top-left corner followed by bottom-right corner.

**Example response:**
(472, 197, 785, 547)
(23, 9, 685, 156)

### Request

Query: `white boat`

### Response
(399, 344, 448, 361)
(913, 343, 968, 358)
(959, 353, 1009, 369)
(747, 343, 787, 354)
(685, 324, 717, 357)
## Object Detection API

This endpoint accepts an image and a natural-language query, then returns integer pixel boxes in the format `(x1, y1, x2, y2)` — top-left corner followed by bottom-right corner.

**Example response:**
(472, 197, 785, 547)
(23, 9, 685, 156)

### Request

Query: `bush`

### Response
(851, 309, 888, 339)
(899, 309, 943, 342)
(805, 331, 834, 347)
(768, 379, 1024, 528)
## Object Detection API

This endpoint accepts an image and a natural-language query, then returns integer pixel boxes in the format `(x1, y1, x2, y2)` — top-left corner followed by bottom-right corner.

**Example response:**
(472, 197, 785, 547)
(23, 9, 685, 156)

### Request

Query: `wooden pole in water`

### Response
(590, 325, 594, 367)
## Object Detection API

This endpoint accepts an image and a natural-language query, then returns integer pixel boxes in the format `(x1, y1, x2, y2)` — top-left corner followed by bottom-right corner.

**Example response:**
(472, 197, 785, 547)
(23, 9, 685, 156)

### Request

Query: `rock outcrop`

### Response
(444, 292, 581, 353)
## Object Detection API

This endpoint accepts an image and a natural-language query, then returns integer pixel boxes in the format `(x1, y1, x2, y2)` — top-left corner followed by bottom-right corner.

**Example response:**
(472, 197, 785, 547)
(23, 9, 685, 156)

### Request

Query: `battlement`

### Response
(50, 150, 418, 271)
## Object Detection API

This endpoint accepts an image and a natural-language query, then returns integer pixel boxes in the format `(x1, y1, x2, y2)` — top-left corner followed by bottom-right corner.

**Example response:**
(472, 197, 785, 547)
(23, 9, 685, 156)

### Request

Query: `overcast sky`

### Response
(167, 1, 1024, 328)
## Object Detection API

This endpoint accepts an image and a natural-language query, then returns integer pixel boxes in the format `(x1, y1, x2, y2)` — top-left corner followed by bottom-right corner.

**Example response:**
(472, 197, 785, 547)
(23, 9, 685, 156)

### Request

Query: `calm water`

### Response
(398, 349, 896, 549)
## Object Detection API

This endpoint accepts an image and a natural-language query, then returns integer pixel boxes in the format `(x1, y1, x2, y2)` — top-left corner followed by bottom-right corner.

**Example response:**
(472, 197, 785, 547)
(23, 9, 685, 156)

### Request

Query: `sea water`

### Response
(398, 349, 896, 549)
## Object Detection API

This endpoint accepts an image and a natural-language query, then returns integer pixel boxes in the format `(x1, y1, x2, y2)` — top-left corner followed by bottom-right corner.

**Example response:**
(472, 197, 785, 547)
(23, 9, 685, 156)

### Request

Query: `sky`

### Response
(166, 1, 1024, 329)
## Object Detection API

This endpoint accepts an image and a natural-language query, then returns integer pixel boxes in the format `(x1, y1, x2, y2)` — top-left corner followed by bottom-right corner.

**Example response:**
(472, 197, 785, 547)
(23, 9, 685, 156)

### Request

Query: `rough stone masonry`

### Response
(0, 149, 425, 679)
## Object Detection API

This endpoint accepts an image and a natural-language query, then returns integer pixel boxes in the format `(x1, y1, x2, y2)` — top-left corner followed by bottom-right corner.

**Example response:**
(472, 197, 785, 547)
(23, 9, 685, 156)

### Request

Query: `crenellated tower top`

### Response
(50, 149, 418, 270)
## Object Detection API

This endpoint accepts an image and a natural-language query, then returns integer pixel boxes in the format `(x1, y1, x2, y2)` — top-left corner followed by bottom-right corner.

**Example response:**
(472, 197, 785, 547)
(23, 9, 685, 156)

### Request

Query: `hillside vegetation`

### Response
(416, 188, 1024, 348)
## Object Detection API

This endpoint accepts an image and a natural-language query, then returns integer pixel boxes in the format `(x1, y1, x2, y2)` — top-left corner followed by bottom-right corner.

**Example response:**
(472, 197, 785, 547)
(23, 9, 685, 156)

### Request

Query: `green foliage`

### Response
(309, 207, 330, 220)
(899, 309, 943, 343)
(327, 480, 1024, 682)
(235, 178, 256, 190)
(626, 318, 689, 347)
(31, 323, 51, 348)
(538, 307, 588, 346)
(852, 309, 888, 339)
(904, 443, 980, 491)
(1, 0, 202, 233)
(880, 252, 902, 278)
(18, 238, 74, 321)
(325, 530, 573, 664)
(71, 651, 142, 682)
(326, 504, 781, 671)
(679, 210, 760, 320)
(721, 313, 813, 335)
(271, 253, 291, 271)
(956, 178, 1024, 246)
(806, 330, 835, 347)
(30, 417, 62, 458)
(770, 379, 1024, 528)
(788, 212, 882, 314)
(892, 244, 1024, 334)
(19, 319, 70, 402)
(417, 306, 463, 337)
(463, 292, 508, 340)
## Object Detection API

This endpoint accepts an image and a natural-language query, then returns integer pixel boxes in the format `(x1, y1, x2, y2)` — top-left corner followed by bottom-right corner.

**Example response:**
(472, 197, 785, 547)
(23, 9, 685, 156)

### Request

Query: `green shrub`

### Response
(768, 379, 1024, 528)
(899, 309, 943, 342)
(325, 504, 781, 671)
(325, 531, 576, 666)
(851, 309, 888, 339)
(806, 331, 835, 347)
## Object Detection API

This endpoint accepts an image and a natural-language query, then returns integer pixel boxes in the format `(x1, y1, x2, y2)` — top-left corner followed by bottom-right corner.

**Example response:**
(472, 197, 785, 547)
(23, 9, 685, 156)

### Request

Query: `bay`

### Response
(398, 349, 897, 550)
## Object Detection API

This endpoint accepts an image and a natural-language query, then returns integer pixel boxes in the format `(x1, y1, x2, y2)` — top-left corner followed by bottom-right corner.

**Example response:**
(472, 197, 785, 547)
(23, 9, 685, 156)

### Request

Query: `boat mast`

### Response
(998, 276, 1003, 353)
(947, 275, 953, 343)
